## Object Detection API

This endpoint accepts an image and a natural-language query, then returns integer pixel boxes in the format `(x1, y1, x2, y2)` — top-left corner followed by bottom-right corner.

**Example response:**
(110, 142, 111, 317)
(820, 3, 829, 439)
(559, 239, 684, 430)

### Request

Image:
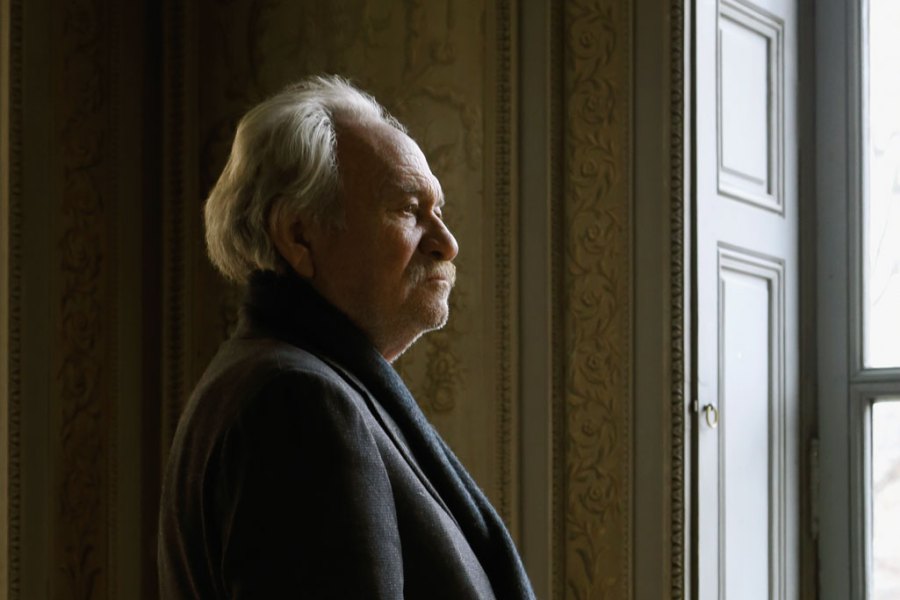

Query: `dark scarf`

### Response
(240, 271, 535, 600)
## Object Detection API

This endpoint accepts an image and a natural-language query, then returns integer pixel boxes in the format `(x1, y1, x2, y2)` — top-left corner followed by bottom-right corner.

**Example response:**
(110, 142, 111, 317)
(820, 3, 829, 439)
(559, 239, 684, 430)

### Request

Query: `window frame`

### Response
(816, 0, 900, 597)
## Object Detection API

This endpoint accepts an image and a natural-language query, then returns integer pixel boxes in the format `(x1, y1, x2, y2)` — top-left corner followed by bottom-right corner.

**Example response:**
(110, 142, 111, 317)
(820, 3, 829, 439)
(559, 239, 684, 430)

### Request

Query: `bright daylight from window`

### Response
(865, 0, 900, 368)
(867, 2, 900, 599)
(872, 401, 900, 600)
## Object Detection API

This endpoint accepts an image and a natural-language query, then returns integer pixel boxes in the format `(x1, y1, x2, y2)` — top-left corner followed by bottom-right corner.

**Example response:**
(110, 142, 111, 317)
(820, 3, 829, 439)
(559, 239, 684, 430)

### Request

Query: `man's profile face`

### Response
(307, 118, 459, 361)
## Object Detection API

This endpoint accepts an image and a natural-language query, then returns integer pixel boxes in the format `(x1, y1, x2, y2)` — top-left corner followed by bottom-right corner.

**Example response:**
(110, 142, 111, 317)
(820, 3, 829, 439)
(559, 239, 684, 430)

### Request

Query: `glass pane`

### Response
(872, 400, 900, 599)
(864, 0, 900, 368)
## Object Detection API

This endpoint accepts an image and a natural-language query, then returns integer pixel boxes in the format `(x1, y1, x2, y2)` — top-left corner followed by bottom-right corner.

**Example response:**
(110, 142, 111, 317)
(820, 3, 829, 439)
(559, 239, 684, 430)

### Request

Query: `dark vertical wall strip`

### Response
(494, 0, 514, 531)
(161, 0, 189, 462)
(54, 0, 112, 596)
(550, 1, 566, 596)
(141, 0, 164, 597)
(3, 0, 25, 597)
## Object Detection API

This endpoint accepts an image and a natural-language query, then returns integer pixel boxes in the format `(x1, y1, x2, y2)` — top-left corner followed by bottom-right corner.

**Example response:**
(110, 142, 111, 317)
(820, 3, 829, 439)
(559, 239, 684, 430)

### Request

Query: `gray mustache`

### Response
(410, 262, 456, 286)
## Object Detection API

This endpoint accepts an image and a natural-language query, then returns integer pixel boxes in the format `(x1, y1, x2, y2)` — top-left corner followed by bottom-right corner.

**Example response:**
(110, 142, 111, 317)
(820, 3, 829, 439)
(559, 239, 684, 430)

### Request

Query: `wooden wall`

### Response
(0, 0, 685, 598)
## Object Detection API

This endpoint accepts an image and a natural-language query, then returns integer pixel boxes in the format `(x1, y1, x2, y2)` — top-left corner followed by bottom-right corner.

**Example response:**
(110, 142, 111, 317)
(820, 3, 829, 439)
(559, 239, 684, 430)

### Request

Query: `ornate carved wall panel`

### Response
(1, 0, 160, 596)
(51, 0, 115, 597)
(163, 0, 518, 524)
(561, 0, 633, 597)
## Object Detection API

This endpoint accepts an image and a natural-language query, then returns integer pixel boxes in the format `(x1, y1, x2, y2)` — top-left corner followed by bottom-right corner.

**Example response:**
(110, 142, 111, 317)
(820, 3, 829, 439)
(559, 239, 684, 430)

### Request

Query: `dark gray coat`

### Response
(158, 272, 534, 599)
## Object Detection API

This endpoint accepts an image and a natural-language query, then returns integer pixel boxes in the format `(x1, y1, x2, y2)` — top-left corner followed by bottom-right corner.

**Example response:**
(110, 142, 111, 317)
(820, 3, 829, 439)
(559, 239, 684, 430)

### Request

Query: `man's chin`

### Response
(419, 303, 450, 332)
(406, 288, 450, 325)
(408, 301, 450, 340)
(377, 302, 450, 362)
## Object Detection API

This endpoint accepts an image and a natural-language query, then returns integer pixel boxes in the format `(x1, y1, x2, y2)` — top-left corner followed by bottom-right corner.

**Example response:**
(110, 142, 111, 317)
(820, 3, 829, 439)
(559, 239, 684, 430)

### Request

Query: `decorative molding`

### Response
(4, 0, 24, 597)
(550, 0, 567, 595)
(106, 1, 121, 594)
(492, 0, 514, 527)
(162, 0, 190, 456)
(562, 0, 632, 597)
(55, 0, 111, 596)
(670, 0, 686, 597)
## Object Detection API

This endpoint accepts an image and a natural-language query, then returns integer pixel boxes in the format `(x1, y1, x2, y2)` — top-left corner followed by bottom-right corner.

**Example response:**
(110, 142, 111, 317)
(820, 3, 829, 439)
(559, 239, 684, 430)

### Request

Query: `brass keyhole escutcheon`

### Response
(704, 404, 719, 428)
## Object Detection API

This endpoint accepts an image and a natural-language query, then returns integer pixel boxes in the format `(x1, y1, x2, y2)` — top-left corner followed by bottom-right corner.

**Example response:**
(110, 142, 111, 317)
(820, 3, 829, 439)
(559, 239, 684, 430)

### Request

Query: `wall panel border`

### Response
(670, 0, 687, 597)
(0, 0, 24, 596)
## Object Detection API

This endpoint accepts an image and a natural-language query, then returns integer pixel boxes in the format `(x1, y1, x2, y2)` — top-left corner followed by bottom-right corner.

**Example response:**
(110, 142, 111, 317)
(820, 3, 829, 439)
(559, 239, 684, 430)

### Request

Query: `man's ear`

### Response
(269, 213, 315, 278)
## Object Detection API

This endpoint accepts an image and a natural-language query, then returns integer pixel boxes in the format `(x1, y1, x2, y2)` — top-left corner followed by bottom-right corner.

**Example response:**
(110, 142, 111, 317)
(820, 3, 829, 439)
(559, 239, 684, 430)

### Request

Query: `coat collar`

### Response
(239, 269, 376, 366)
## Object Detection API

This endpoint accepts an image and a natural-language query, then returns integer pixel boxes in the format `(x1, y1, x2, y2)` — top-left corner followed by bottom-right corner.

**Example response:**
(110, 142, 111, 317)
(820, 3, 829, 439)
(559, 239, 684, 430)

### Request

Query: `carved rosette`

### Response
(563, 0, 631, 598)
(54, 0, 112, 597)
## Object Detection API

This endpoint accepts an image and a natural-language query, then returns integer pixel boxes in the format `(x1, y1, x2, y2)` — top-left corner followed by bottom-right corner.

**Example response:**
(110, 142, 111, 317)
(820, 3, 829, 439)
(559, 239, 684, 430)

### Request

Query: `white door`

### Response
(694, 0, 799, 597)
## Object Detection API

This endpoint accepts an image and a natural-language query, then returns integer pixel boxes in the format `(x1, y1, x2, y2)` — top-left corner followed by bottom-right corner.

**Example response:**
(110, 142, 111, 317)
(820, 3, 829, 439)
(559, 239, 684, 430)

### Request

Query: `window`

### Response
(817, 1, 900, 598)
(863, 2, 900, 597)
(872, 400, 900, 598)
(864, 0, 900, 369)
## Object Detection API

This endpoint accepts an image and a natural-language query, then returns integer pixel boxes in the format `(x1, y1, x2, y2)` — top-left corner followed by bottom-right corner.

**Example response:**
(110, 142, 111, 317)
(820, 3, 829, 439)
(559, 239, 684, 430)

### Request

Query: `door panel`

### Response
(722, 265, 770, 600)
(695, 0, 799, 596)
(718, 0, 785, 211)
(719, 250, 788, 599)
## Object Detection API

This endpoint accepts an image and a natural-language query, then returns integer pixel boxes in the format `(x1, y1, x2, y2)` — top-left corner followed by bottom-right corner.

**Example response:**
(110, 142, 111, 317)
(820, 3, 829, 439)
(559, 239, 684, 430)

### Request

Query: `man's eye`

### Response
(402, 203, 419, 215)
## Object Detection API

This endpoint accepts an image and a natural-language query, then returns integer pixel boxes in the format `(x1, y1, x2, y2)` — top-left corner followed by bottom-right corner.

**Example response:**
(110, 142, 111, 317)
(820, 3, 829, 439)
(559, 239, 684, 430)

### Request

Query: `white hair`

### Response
(204, 75, 406, 284)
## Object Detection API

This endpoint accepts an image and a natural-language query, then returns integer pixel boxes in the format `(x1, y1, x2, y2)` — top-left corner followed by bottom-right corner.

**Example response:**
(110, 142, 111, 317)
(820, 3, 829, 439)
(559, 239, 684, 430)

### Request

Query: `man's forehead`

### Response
(389, 177, 446, 206)
(337, 120, 414, 168)
(335, 117, 445, 204)
(336, 116, 408, 155)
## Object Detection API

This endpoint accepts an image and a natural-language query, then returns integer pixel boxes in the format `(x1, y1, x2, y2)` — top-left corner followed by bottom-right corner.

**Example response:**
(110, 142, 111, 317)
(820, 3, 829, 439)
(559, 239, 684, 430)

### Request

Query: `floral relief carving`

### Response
(563, 0, 631, 598)
(55, 0, 111, 598)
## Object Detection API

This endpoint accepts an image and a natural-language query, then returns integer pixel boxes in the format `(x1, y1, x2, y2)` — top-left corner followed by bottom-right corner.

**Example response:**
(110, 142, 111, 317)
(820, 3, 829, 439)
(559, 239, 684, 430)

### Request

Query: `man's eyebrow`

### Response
(396, 181, 445, 207)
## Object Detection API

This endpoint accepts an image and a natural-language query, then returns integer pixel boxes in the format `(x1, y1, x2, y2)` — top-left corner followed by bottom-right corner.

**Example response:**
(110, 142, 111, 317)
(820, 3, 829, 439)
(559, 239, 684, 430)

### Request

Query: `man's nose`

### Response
(421, 216, 459, 262)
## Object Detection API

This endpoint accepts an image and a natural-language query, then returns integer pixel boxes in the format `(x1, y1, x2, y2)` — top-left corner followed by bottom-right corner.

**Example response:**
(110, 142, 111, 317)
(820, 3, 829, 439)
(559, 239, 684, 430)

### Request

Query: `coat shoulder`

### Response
(174, 335, 365, 455)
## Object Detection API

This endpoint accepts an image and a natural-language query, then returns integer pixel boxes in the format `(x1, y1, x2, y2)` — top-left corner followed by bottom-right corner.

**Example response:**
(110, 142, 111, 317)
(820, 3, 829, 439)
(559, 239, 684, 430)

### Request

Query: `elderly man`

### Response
(158, 76, 534, 599)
